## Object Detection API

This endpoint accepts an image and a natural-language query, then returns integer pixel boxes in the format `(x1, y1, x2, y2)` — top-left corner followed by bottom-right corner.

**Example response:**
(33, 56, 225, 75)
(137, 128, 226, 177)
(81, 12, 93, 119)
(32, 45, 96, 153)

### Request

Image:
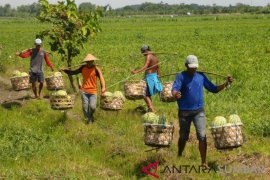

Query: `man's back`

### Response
(145, 54, 159, 74)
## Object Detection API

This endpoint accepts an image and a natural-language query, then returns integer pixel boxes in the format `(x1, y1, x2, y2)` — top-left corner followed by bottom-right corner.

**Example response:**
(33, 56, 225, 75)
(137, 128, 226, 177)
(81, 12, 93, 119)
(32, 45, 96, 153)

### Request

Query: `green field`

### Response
(0, 15, 270, 179)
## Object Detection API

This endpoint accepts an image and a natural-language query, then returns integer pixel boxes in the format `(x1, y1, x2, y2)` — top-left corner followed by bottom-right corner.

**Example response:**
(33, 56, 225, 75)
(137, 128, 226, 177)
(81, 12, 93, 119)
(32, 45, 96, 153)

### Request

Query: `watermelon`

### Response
(47, 72, 54, 77)
(12, 70, 21, 77)
(56, 90, 67, 96)
(228, 114, 242, 124)
(211, 116, 227, 127)
(104, 92, 113, 97)
(54, 72, 62, 76)
(224, 123, 233, 126)
(20, 72, 28, 77)
(113, 91, 125, 101)
(143, 112, 159, 124)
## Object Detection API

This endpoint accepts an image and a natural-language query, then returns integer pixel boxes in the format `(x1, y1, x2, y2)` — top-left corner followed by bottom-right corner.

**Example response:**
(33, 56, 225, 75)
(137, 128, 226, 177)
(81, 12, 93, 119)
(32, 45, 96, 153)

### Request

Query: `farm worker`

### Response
(131, 45, 163, 112)
(171, 55, 233, 167)
(16, 38, 54, 99)
(60, 54, 106, 124)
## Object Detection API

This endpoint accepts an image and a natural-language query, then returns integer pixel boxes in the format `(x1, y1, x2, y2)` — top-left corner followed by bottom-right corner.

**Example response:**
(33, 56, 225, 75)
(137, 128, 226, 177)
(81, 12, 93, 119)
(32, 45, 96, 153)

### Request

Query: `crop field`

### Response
(0, 14, 270, 179)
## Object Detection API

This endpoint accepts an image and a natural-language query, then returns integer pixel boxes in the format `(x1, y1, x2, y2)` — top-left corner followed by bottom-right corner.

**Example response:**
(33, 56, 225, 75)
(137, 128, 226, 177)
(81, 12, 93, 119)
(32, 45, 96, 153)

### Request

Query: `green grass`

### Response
(0, 15, 270, 179)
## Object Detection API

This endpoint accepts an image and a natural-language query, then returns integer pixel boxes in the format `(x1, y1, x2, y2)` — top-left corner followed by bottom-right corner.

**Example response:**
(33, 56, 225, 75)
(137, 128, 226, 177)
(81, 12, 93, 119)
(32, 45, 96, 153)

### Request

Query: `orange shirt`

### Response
(81, 66, 98, 94)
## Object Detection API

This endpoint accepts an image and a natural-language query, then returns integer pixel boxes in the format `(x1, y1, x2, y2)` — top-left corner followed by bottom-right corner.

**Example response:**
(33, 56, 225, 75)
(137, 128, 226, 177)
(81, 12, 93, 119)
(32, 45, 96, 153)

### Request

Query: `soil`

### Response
(0, 75, 31, 108)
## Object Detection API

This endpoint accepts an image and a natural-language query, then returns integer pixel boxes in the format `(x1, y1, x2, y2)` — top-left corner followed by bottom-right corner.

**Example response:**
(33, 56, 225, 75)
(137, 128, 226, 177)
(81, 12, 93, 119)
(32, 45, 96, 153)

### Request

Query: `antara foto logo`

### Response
(141, 161, 160, 179)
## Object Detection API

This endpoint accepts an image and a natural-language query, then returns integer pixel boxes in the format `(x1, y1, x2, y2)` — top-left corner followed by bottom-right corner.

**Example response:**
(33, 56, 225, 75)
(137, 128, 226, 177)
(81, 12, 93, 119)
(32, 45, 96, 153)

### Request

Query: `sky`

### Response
(1, 0, 269, 9)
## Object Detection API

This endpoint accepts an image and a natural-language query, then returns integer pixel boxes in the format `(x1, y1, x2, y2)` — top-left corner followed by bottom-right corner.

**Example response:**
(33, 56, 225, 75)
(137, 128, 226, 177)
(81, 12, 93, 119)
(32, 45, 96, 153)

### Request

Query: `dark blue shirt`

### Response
(172, 71, 218, 110)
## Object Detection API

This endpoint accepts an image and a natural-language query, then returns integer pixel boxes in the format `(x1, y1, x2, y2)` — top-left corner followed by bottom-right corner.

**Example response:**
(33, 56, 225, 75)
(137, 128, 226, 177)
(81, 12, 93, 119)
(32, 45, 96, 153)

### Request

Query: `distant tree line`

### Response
(1, 2, 270, 17)
(0, 3, 41, 17)
(112, 2, 270, 16)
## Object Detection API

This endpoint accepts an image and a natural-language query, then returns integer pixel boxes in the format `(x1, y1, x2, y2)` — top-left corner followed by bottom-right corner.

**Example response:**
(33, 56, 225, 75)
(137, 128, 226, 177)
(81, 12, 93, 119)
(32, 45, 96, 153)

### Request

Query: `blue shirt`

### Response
(172, 71, 218, 110)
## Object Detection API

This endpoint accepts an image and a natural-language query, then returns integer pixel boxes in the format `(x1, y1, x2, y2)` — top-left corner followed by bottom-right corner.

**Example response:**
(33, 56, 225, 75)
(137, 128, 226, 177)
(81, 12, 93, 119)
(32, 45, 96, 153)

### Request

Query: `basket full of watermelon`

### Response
(50, 90, 74, 110)
(10, 70, 30, 91)
(100, 91, 125, 111)
(211, 114, 243, 149)
(45, 71, 65, 90)
(143, 112, 174, 147)
(124, 80, 146, 100)
(160, 81, 176, 102)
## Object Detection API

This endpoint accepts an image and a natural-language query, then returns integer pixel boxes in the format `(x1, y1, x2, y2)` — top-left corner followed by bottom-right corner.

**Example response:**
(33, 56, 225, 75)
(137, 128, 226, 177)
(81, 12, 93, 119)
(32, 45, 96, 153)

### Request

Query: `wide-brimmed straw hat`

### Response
(83, 54, 99, 62)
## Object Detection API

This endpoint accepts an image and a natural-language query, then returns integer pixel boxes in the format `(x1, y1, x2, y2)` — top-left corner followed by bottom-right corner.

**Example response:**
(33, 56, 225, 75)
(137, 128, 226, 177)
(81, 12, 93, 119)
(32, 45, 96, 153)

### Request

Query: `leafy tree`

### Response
(37, 0, 103, 91)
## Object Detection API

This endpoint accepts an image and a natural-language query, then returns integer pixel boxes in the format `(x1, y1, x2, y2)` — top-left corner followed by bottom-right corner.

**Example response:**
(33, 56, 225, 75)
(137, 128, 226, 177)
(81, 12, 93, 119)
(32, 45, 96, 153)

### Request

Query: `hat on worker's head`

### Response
(35, 38, 42, 45)
(141, 45, 150, 53)
(83, 54, 99, 62)
(185, 55, 199, 68)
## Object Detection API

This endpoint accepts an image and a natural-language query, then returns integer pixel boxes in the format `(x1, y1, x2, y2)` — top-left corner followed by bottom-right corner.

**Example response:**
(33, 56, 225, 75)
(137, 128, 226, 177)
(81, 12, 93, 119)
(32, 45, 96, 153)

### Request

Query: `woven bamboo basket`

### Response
(124, 80, 146, 100)
(10, 76, 30, 91)
(211, 123, 243, 149)
(45, 75, 65, 90)
(100, 96, 124, 111)
(50, 95, 74, 110)
(144, 124, 174, 147)
(160, 81, 176, 102)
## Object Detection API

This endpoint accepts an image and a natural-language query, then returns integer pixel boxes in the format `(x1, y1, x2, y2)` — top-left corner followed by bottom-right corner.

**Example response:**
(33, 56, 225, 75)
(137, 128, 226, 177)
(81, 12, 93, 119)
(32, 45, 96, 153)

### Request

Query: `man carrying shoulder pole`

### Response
(131, 45, 163, 112)
(171, 55, 233, 167)
(16, 38, 54, 99)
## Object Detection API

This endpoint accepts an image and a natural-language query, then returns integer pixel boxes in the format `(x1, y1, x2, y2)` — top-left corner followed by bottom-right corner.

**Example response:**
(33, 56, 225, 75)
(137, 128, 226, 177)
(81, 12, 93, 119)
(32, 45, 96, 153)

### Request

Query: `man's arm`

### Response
(217, 75, 233, 92)
(131, 56, 151, 74)
(96, 66, 106, 96)
(171, 74, 182, 99)
(157, 65, 161, 77)
(16, 49, 32, 58)
(60, 66, 83, 76)
(203, 74, 233, 93)
(44, 52, 54, 71)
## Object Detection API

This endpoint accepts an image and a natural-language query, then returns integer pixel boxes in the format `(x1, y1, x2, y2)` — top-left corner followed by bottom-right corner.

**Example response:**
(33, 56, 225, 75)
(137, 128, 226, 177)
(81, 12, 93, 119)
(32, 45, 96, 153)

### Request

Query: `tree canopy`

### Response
(37, 0, 103, 91)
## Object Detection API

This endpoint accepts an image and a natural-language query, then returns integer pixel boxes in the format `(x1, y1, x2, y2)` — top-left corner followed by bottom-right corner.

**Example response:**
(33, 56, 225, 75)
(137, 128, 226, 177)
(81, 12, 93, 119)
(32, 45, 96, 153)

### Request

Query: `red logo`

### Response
(141, 161, 160, 179)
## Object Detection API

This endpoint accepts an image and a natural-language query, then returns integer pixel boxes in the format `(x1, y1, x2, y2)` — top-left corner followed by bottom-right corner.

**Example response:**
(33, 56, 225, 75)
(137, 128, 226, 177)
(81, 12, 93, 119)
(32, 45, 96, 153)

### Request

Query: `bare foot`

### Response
(201, 163, 210, 169)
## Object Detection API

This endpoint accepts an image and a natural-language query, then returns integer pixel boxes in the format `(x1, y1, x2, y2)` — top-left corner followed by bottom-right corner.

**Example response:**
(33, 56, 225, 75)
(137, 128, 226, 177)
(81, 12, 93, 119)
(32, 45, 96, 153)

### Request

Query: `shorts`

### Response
(178, 110, 206, 141)
(29, 72, 44, 83)
(144, 85, 151, 97)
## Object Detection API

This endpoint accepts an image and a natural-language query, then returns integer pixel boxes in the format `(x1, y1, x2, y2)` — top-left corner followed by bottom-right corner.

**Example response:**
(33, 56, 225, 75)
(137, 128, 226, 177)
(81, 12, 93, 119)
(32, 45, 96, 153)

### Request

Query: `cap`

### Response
(141, 45, 150, 53)
(83, 54, 99, 62)
(185, 55, 199, 68)
(35, 38, 42, 45)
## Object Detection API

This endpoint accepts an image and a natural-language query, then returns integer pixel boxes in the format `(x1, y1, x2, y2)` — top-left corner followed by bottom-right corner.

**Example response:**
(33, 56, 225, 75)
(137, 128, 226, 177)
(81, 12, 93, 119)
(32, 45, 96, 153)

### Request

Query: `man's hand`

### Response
(101, 87, 106, 96)
(15, 51, 20, 56)
(225, 75, 233, 87)
(59, 68, 66, 72)
(173, 91, 181, 99)
(131, 70, 137, 74)
(227, 75, 233, 83)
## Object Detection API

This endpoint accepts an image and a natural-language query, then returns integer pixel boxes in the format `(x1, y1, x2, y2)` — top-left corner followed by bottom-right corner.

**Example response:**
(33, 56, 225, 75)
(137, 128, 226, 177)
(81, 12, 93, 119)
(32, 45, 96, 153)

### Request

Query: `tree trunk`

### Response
(67, 51, 77, 92)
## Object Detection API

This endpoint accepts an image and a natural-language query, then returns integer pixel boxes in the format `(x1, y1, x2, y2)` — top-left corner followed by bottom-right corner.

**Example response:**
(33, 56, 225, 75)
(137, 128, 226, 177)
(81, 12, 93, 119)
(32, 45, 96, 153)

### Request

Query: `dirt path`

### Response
(0, 75, 30, 107)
